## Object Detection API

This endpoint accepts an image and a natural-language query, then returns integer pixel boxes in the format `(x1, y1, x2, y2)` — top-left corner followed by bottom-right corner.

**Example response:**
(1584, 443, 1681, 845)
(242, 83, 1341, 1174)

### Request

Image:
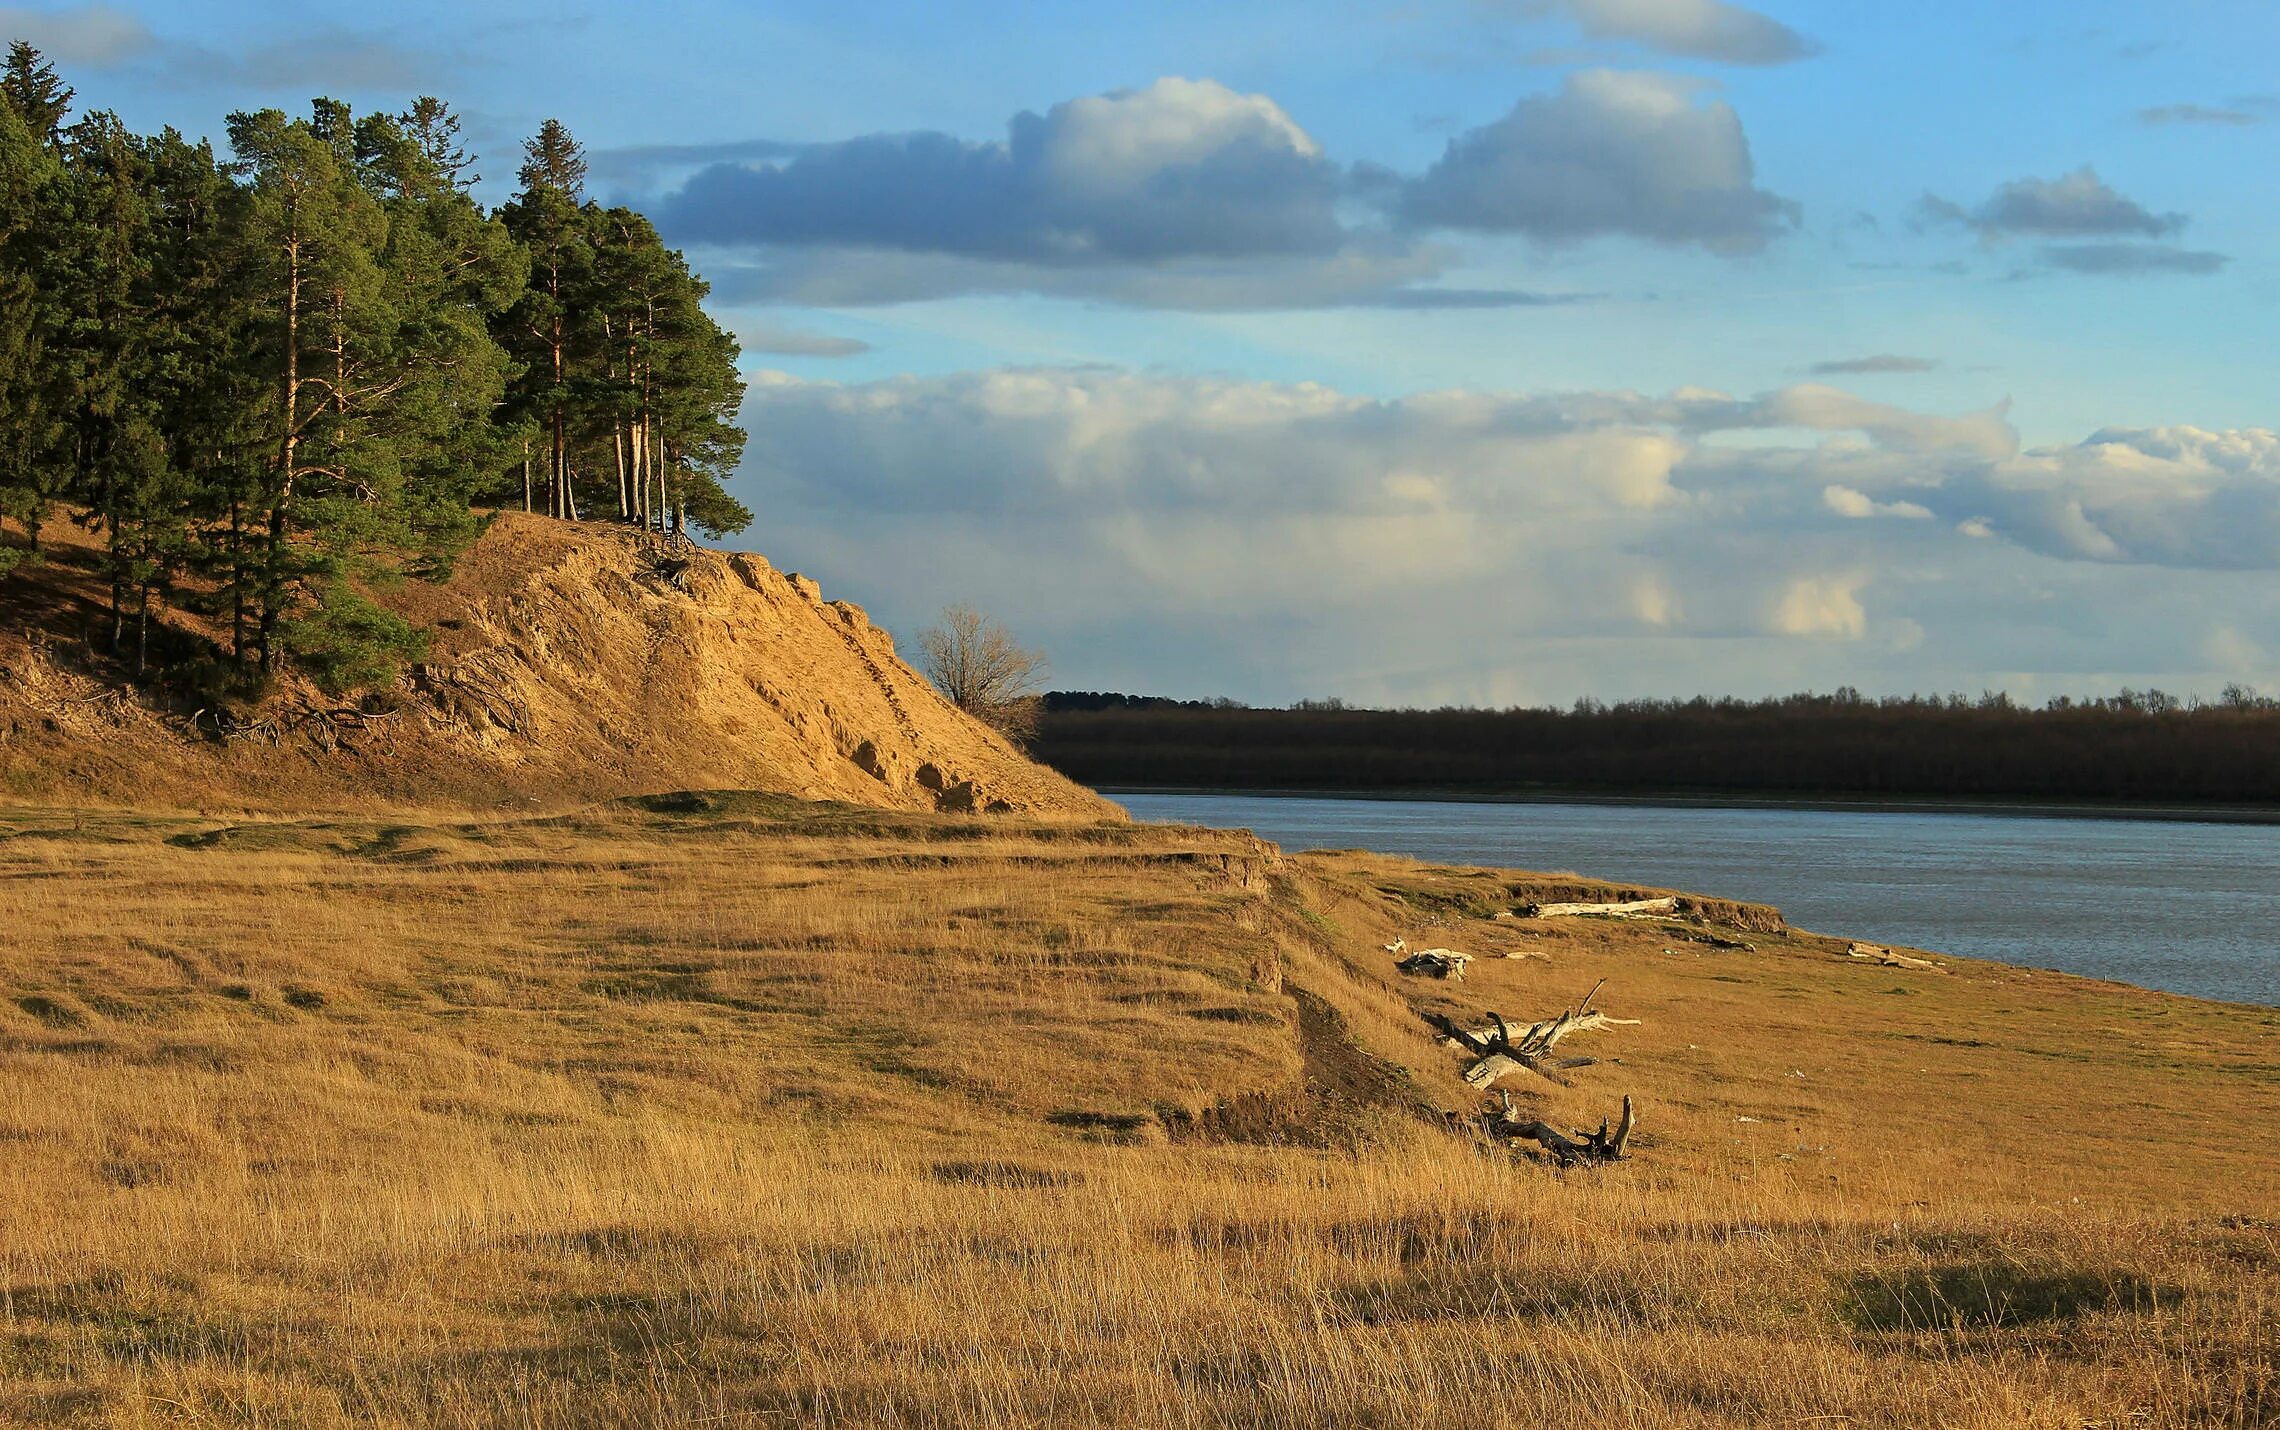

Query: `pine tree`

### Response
(579, 209, 750, 538)
(648, 264, 750, 538)
(497, 121, 596, 521)
(145, 126, 263, 676)
(399, 96, 477, 191)
(518, 118, 586, 199)
(350, 106, 525, 564)
(223, 104, 391, 672)
(1, 41, 72, 145)
(51, 111, 174, 663)
(0, 92, 65, 569)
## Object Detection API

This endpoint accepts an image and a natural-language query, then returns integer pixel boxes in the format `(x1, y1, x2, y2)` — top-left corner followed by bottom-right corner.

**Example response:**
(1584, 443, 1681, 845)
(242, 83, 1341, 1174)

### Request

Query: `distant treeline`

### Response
(0, 43, 744, 693)
(1034, 687, 2280, 805)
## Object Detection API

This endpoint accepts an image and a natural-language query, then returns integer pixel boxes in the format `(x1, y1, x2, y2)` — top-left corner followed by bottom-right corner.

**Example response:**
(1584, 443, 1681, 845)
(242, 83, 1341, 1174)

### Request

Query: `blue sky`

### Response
(10, 0, 2278, 704)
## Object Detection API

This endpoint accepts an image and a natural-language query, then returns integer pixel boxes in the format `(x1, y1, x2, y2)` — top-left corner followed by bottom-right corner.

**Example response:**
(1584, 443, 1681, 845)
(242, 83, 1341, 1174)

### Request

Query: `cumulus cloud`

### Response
(0, 3, 150, 64)
(659, 71, 1789, 305)
(1742, 385, 2016, 458)
(657, 77, 1464, 306)
(1823, 485, 1932, 519)
(1773, 574, 1868, 638)
(1399, 69, 1795, 253)
(1809, 354, 1939, 376)
(658, 77, 1494, 308)
(733, 365, 2280, 700)
(665, 78, 1343, 265)
(1958, 426, 2280, 570)
(1921, 167, 2227, 278)
(1517, 0, 1818, 65)
(1923, 166, 2181, 240)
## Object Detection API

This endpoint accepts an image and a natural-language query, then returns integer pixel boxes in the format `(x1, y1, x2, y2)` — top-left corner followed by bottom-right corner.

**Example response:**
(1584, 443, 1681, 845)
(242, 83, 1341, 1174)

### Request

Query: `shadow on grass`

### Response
(1841, 1261, 2163, 1332)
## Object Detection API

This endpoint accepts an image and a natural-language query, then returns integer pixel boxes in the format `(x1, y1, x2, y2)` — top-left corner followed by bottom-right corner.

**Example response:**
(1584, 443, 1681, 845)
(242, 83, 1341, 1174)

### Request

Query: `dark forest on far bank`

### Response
(1033, 688, 2280, 807)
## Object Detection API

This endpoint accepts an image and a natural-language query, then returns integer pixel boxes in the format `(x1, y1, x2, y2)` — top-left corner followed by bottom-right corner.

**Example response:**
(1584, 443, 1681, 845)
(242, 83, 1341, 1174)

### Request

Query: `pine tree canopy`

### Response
(0, 49, 753, 698)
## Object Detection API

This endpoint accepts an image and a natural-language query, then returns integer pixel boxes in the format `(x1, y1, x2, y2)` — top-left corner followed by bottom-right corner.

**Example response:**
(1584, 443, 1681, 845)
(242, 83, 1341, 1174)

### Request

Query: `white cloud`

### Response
(1958, 426, 2280, 568)
(1630, 574, 1680, 627)
(665, 70, 1791, 305)
(658, 78, 1498, 308)
(665, 77, 1342, 266)
(1823, 484, 1932, 520)
(1919, 167, 2226, 278)
(1926, 166, 2183, 240)
(733, 367, 2280, 701)
(1400, 69, 1796, 253)
(1751, 385, 2014, 458)
(1773, 574, 1867, 639)
(1520, 0, 1818, 66)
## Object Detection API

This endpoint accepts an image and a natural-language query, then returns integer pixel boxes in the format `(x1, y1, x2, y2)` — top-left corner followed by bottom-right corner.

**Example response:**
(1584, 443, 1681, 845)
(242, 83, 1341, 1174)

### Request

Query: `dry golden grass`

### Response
(1, 793, 2275, 1427)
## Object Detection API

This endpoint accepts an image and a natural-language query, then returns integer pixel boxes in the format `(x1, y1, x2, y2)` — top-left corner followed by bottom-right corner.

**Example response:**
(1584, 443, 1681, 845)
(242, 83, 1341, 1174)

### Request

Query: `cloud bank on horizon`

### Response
(10, 0, 2278, 702)
(740, 365, 2280, 703)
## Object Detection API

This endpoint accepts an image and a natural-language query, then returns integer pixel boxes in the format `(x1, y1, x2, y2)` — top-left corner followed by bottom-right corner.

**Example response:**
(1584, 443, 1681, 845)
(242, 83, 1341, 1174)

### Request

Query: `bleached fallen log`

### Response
(1522, 896, 1678, 920)
(1397, 948, 1473, 980)
(1502, 949, 1551, 961)
(1846, 940, 1941, 971)
(1427, 979, 1638, 1088)
(1491, 1091, 1635, 1165)
(1382, 938, 1409, 955)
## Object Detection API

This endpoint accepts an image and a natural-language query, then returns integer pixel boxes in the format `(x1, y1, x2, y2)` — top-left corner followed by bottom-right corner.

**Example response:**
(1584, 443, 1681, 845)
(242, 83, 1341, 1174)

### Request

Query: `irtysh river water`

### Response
(1114, 792, 2280, 1006)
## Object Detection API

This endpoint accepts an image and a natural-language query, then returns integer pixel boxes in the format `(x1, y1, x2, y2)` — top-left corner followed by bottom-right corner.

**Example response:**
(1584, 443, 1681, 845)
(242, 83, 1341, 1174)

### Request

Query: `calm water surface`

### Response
(1116, 792, 2280, 1006)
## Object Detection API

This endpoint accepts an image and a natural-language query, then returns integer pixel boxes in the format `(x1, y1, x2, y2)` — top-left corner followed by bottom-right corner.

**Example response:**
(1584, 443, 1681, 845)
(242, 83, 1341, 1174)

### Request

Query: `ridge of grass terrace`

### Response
(1, 797, 2274, 1426)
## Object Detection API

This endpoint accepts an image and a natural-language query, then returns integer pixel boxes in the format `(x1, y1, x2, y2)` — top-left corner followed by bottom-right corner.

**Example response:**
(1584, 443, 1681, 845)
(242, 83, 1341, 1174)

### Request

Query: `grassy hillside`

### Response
(2, 796, 2275, 1426)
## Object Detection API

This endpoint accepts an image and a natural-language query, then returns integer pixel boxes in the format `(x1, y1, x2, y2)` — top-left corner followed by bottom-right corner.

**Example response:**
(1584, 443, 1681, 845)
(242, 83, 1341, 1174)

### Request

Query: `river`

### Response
(1114, 792, 2280, 1006)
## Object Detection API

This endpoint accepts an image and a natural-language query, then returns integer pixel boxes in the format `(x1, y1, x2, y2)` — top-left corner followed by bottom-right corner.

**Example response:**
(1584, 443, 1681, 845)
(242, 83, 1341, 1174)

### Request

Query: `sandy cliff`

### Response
(0, 514, 1117, 817)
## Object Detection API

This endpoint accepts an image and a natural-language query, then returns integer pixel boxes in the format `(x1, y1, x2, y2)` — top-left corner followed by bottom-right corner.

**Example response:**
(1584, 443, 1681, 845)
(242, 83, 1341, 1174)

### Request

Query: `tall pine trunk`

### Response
(614, 425, 628, 520)
(264, 233, 302, 675)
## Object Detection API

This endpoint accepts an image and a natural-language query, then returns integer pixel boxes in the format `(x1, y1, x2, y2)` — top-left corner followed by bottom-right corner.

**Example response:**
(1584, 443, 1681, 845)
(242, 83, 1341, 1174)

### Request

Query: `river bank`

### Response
(1117, 790, 2280, 1006)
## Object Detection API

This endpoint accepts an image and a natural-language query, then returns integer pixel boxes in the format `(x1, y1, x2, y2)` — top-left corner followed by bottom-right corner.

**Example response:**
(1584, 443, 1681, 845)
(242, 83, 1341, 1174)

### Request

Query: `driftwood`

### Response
(1846, 940, 1941, 971)
(1427, 979, 1639, 1088)
(1383, 939, 1408, 955)
(1523, 896, 1678, 920)
(1397, 948, 1473, 980)
(1489, 1091, 1635, 1165)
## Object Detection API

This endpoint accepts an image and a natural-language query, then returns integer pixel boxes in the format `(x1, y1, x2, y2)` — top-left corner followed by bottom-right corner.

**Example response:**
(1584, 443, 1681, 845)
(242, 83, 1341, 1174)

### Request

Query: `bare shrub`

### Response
(917, 605, 1045, 743)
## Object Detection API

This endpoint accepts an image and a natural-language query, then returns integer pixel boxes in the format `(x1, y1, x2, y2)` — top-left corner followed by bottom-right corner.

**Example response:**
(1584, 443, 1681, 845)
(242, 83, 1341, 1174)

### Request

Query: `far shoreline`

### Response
(1098, 784, 2280, 828)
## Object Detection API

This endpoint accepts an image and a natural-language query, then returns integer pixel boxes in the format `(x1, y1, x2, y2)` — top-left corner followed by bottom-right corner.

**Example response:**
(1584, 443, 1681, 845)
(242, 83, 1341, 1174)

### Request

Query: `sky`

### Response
(9, 0, 2279, 705)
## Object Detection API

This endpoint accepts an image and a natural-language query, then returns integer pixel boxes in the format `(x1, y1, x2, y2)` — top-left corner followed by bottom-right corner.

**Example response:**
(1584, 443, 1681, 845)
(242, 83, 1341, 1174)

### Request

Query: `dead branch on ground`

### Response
(1396, 948, 1472, 980)
(1521, 896, 1677, 920)
(1487, 1091, 1635, 1165)
(1846, 940, 1942, 971)
(1426, 978, 1639, 1088)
